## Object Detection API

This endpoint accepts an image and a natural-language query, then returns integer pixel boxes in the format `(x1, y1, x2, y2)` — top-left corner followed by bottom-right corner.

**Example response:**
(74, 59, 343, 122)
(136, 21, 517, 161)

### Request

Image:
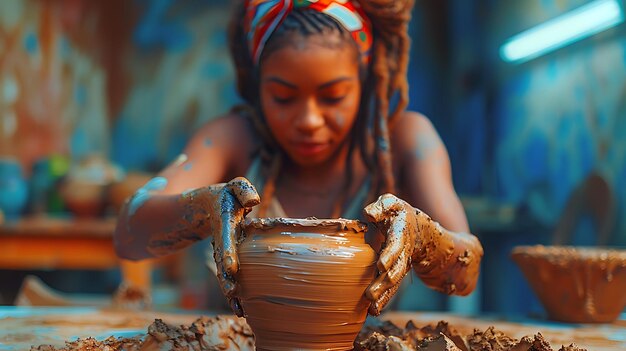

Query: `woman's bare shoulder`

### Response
(188, 111, 260, 177)
(392, 110, 435, 138)
(390, 111, 440, 160)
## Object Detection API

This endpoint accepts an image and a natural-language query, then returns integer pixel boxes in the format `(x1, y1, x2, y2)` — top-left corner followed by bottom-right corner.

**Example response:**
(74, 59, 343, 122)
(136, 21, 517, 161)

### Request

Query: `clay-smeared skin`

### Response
(512, 245, 626, 323)
(364, 194, 483, 315)
(238, 218, 377, 351)
(146, 177, 260, 316)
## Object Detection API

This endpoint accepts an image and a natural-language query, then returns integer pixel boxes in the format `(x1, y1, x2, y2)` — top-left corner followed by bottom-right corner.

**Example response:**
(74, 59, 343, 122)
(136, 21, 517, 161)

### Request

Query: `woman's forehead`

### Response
(261, 33, 360, 65)
(260, 41, 360, 79)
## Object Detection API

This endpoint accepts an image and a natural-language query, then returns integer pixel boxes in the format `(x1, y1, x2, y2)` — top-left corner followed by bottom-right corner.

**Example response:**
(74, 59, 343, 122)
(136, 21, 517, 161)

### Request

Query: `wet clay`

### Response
(355, 319, 588, 351)
(32, 316, 254, 351)
(238, 217, 376, 351)
(139, 316, 254, 350)
(30, 317, 595, 351)
(511, 245, 626, 323)
(111, 283, 151, 310)
(356, 320, 466, 350)
(33, 336, 143, 351)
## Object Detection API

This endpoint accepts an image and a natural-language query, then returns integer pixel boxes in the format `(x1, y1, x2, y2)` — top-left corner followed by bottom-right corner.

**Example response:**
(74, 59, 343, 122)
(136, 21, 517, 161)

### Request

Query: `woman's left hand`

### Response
(363, 193, 417, 316)
(363, 193, 483, 315)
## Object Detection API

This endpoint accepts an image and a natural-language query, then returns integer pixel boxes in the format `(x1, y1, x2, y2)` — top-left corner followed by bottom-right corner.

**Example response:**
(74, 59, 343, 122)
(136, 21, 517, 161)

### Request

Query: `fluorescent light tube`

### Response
(500, 0, 624, 63)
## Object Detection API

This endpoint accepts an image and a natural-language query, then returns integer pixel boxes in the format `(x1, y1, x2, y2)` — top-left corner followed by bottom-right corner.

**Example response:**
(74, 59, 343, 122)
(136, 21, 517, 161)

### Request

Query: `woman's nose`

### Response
(294, 99, 325, 132)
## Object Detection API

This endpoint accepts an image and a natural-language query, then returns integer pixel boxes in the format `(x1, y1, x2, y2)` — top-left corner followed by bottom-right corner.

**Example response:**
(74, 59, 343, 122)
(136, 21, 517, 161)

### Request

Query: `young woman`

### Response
(114, 0, 483, 317)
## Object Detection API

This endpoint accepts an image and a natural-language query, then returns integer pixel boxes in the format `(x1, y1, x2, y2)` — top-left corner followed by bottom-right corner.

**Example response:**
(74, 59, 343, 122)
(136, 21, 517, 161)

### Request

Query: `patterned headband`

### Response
(244, 0, 373, 65)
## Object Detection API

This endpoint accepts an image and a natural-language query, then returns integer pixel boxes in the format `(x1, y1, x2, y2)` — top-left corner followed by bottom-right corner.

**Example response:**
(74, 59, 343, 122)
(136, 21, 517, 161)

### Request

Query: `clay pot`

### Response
(59, 179, 107, 217)
(60, 155, 124, 217)
(107, 172, 153, 213)
(512, 245, 626, 323)
(238, 217, 376, 351)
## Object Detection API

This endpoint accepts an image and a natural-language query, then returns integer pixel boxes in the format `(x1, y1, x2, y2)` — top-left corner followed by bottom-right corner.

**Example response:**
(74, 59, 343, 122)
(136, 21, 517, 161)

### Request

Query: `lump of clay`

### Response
(32, 317, 588, 351)
(32, 336, 143, 351)
(140, 316, 254, 351)
(354, 320, 588, 351)
(31, 316, 254, 351)
(466, 326, 519, 351)
(418, 334, 463, 351)
(111, 283, 152, 310)
(558, 345, 587, 351)
(355, 320, 468, 351)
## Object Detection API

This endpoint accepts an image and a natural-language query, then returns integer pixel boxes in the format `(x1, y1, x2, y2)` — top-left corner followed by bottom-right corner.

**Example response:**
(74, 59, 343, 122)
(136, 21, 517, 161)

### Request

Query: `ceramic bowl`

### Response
(511, 245, 626, 323)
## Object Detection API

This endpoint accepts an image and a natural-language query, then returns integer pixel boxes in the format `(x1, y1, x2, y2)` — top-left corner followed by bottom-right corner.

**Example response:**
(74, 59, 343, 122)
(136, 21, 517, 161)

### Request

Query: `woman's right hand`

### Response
(205, 177, 260, 316)
(115, 174, 259, 316)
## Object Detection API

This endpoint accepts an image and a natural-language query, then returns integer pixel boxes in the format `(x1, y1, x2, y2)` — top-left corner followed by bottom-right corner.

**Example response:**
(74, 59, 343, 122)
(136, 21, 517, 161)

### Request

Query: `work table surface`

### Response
(0, 307, 624, 350)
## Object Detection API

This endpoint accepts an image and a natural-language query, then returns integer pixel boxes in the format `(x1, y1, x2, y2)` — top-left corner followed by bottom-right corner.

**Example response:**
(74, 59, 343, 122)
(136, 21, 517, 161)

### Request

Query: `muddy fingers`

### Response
(363, 193, 402, 222)
(368, 281, 402, 316)
(376, 211, 408, 271)
(210, 177, 260, 317)
(365, 247, 411, 303)
(364, 194, 419, 316)
(218, 189, 242, 277)
(386, 248, 410, 286)
(226, 177, 260, 208)
(215, 264, 243, 316)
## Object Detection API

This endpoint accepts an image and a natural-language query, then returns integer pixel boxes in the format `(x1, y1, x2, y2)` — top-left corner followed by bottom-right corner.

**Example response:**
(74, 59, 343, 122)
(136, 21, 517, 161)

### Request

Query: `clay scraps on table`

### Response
(354, 319, 587, 351)
(31, 315, 254, 351)
(31, 316, 586, 351)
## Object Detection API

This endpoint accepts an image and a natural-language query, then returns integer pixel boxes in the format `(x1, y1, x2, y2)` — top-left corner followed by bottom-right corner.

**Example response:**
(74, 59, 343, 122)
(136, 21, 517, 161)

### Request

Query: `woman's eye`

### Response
(272, 96, 294, 104)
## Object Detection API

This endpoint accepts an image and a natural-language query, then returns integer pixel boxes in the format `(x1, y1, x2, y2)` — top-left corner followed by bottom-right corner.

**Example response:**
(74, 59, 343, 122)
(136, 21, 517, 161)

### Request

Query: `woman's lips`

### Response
(292, 141, 330, 156)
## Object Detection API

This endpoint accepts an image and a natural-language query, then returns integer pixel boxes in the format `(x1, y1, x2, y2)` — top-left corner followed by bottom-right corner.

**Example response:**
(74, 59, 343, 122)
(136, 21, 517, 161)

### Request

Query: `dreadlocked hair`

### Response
(228, 0, 415, 217)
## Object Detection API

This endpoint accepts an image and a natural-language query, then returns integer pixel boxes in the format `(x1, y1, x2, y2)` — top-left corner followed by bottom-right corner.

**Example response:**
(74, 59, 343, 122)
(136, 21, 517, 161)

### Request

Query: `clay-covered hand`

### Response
(206, 177, 260, 317)
(363, 193, 417, 316)
(364, 193, 483, 316)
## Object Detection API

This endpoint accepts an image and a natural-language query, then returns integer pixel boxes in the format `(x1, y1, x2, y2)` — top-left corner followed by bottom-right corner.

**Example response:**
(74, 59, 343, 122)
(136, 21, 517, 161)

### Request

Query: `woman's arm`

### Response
(113, 114, 255, 260)
(394, 111, 468, 232)
(364, 112, 483, 315)
(410, 208, 482, 295)
(115, 184, 226, 260)
(364, 194, 483, 315)
(395, 111, 482, 294)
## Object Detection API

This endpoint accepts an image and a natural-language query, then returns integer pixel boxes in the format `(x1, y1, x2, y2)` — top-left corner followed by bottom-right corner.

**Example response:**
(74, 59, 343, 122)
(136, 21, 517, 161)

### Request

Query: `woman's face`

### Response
(259, 36, 361, 167)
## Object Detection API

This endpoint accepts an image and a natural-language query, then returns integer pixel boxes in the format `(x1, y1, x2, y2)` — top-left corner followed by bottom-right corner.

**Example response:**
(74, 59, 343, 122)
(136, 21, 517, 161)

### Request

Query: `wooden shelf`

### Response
(0, 215, 151, 292)
(0, 216, 118, 270)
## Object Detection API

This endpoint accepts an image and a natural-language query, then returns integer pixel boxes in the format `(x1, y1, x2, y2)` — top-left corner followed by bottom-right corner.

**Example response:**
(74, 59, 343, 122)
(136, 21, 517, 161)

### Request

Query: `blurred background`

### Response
(0, 0, 624, 318)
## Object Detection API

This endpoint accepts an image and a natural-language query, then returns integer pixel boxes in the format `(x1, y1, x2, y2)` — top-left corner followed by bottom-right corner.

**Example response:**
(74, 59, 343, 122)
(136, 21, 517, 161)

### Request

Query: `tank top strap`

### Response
(244, 156, 287, 218)
(244, 156, 264, 194)
(341, 177, 371, 220)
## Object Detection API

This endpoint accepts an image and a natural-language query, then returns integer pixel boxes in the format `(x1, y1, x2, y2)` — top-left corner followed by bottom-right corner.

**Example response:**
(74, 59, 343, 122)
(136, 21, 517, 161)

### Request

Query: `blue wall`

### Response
(422, 0, 626, 246)
(111, 0, 239, 172)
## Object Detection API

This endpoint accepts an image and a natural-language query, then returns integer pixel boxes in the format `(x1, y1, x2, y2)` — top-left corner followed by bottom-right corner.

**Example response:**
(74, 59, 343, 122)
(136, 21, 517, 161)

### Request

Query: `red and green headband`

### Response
(244, 0, 373, 65)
